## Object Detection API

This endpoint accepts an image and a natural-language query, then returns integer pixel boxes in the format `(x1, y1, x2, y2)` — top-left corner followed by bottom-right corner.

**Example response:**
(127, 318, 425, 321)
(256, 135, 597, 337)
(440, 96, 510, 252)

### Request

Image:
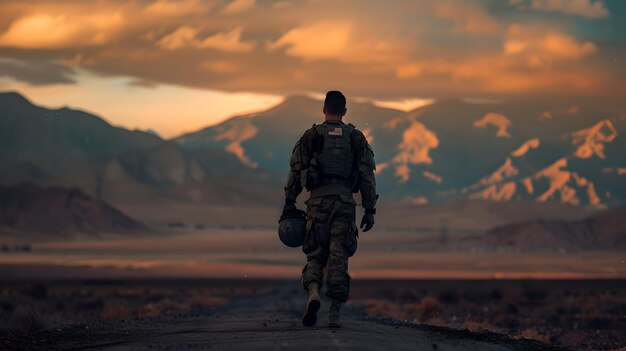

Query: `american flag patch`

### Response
(328, 127, 343, 136)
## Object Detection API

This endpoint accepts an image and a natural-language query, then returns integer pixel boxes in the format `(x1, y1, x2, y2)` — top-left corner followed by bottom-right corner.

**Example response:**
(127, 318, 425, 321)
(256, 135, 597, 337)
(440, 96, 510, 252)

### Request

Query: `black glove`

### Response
(360, 208, 376, 232)
(283, 200, 298, 215)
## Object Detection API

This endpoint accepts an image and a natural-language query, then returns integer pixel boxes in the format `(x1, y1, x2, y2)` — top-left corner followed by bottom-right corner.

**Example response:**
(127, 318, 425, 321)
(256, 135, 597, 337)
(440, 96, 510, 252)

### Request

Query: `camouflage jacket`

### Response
(284, 120, 378, 209)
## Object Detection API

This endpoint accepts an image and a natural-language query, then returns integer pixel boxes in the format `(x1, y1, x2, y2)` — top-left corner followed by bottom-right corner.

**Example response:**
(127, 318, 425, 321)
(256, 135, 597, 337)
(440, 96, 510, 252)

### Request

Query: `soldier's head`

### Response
(323, 90, 347, 120)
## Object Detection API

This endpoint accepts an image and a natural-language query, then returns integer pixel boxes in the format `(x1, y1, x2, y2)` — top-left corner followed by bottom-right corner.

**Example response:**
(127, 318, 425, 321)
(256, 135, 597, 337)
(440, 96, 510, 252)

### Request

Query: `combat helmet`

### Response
(278, 209, 307, 247)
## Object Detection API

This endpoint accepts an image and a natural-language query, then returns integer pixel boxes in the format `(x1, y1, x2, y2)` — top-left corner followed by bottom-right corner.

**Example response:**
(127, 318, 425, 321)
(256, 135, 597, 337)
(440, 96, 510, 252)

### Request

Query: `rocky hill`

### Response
(0, 183, 147, 240)
(483, 207, 626, 250)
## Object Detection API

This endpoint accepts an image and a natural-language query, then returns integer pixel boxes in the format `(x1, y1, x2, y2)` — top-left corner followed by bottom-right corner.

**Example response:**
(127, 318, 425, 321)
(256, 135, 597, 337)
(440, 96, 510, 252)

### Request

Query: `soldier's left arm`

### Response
(354, 130, 379, 210)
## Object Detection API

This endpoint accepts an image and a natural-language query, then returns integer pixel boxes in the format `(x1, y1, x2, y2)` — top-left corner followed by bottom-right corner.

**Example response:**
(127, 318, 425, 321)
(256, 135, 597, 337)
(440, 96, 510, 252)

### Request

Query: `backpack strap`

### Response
(311, 124, 325, 155)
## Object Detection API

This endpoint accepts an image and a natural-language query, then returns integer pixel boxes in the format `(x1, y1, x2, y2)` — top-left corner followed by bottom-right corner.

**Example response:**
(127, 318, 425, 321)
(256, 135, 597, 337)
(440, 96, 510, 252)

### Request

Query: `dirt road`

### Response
(4, 281, 560, 351)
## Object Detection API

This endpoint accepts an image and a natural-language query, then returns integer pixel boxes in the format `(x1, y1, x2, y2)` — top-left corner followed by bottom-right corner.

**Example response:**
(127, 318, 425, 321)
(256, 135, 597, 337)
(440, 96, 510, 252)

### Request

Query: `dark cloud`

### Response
(0, 60, 76, 85)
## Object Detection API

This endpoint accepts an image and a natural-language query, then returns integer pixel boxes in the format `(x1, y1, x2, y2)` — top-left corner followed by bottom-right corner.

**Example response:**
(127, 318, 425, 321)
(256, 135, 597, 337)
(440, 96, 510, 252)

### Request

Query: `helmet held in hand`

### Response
(278, 209, 307, 247)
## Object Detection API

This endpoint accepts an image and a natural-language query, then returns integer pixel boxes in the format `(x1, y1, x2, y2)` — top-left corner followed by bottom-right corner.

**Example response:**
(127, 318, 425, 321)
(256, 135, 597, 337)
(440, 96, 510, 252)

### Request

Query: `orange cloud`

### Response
(267, 20, 409, 64)
(504, 25, 597, 68)
(199, 27, 255, 52)
(0, 0, 622, 99)
(0, 12, 124, 48)
(222, 0, 256, 14)
(144, 0, 211, 17)
(157, 26, 197, 50)
(158, 27, 255, 52)
(435, 1, 501, 34)
(267, 22, 352, 61)
(201, 60, 241, 74)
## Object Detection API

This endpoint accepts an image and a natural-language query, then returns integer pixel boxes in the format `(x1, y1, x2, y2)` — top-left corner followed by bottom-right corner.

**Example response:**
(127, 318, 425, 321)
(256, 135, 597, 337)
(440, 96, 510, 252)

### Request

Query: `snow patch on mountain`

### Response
(571, 119, 617, 160)
(470, 182, 516, 201)
(480, 158, 519, 186)
(531, 158, 601, 206)
(522, 177, 534, 194)
(390, 121, 439, 182)
(473, 112, 511, 138)
(572, 173, 601, 206)
(535, 158, 573, 203)
(511, 138, 540, 157)
(214, 120, 258, 168)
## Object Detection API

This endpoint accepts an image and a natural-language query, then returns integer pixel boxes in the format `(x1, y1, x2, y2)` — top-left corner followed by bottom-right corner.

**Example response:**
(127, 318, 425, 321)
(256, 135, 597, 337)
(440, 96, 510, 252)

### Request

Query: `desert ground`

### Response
(1, 224, 624, 280)
(1, 279, 624, 350)
(1, 201, 624, 350)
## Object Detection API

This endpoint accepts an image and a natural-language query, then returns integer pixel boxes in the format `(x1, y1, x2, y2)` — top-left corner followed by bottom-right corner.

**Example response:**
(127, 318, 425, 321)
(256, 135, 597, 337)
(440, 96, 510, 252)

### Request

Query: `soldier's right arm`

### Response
(284, 129, 314, 203)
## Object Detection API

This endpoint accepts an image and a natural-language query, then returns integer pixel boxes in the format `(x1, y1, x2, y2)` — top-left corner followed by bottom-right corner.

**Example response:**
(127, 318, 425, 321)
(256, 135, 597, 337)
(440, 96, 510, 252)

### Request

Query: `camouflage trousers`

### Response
(301, 195, 358, 303)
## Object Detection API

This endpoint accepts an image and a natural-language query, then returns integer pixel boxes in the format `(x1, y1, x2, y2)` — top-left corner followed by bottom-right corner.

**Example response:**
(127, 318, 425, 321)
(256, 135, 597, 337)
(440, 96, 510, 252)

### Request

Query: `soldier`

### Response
(282, 90, 378, 328)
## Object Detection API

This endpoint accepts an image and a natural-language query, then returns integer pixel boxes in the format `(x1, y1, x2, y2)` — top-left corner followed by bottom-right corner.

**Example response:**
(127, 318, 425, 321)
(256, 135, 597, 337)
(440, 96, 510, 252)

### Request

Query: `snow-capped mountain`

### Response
(1, 91, 624, 207)
(175, 95, 626, 207)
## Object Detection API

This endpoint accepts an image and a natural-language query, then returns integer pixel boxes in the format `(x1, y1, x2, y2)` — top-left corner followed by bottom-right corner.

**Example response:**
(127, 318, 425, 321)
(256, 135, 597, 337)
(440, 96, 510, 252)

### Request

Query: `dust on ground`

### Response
(2, 279, 610, 350)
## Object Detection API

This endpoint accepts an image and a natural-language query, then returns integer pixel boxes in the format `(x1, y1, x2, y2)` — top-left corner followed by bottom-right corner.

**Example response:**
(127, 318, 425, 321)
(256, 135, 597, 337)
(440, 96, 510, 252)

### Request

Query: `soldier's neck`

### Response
(324, 115, 344, 122)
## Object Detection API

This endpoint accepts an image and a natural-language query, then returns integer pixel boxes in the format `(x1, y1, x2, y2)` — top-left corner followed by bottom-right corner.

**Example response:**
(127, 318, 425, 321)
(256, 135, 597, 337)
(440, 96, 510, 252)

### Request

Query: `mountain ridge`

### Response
(175, 93, 626, 207)
(2, 91, 624, 208)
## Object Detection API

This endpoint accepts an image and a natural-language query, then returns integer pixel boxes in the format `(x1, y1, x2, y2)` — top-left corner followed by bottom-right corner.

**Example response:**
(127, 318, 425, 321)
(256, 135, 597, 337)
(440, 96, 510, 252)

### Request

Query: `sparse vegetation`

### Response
(0, 280, 274, 336)
(349, 280, 626, 351)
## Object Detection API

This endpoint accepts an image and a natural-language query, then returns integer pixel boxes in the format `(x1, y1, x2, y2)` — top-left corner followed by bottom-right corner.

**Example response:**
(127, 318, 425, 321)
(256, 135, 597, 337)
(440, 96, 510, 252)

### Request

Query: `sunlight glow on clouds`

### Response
(222, 0, 256, 14)
(0, 71, 282, 138)
(0, 0, 623, 119)
(158, 27, 255, 52)
(0, 12, 124, 48)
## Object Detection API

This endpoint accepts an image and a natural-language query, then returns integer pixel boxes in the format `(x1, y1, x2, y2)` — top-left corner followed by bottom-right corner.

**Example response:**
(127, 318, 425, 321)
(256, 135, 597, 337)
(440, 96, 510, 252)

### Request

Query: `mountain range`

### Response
(1, 91, 624, 208)
(0, 92, 275, 205)
(174, 94, 626, 207)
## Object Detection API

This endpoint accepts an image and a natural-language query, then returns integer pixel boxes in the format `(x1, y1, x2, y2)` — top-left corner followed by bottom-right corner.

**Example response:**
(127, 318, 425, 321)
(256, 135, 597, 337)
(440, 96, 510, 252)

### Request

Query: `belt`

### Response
(310, 184, 353, 198)
(319, 176, 354, 187)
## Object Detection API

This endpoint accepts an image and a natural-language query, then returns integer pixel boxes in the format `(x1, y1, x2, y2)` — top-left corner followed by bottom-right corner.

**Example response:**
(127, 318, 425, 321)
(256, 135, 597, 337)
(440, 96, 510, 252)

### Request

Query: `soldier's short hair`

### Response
(324, 91, 346, 115)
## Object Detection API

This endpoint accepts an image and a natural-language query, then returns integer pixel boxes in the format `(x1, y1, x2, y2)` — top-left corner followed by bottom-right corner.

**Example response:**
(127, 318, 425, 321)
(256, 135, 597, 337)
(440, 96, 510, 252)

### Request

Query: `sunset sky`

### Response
(0, 0, 624, 137)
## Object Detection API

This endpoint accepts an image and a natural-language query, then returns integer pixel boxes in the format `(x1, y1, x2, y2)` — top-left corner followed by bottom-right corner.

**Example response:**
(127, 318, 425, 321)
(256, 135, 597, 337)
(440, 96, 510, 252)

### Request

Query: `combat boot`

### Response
(328, 299, 341, 328)
(302, 282, 321, 326)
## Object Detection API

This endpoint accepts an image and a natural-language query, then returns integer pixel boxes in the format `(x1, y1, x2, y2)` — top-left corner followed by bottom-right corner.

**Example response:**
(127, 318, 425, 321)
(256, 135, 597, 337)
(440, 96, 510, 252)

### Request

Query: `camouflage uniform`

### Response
(284, 120, 377, 302)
